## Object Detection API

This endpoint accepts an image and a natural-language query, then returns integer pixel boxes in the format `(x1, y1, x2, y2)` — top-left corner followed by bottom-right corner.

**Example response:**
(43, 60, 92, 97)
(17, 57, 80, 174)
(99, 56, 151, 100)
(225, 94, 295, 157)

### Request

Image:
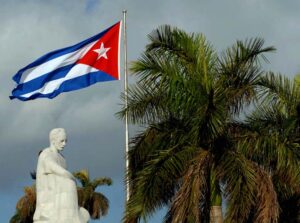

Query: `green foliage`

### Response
(119, 25, 300, 223)
(9, 186, 36, 223)
(74, 169, 112, 219)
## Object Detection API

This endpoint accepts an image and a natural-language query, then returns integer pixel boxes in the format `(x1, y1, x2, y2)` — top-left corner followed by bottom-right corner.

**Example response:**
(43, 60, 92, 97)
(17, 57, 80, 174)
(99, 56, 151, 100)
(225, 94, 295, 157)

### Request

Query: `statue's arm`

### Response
(44, 158, 74, 180)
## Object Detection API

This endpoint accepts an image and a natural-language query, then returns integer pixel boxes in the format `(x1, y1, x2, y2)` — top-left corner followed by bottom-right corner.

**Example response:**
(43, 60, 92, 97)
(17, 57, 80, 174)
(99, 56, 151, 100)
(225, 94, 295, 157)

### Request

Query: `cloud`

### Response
(0, 0, 125, 190)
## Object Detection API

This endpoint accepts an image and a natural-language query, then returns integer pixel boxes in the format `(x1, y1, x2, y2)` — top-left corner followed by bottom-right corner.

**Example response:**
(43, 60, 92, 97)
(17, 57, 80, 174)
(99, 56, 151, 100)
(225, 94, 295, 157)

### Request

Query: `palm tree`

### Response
(74, 169, 112, 220)
(10, 185, 36, 223)
(239, 73, 300, 222)
(217, 70, 300, 223)
(117, 25, 297, 223)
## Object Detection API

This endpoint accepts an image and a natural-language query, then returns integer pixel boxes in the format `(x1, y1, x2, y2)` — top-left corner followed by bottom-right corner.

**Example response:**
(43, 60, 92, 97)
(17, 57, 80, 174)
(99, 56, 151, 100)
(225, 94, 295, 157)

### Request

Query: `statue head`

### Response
(49, 128, 67, 151)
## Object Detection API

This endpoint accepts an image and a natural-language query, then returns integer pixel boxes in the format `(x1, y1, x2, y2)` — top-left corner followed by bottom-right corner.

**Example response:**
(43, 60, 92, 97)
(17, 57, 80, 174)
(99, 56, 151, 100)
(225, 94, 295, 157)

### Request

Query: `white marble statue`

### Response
(33, 128, 90, 223)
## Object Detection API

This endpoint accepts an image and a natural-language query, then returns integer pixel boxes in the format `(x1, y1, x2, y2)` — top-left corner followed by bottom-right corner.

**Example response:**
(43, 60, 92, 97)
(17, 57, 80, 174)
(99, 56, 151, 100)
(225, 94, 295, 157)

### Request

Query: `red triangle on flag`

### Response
(77, 22, 121, 80)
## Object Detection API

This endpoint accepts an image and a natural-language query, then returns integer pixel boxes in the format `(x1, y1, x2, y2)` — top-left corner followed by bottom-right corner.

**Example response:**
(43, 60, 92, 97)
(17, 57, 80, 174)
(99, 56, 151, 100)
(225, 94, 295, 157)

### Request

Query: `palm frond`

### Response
(124, 145, 198, 222)
(219, 152, 257, 223)
(146, 25, 217, 76)
(257, 72, 300, 116)
(90, 192, 109, 219)
(74, 169, 90, 187)
(128, 118, 189, 181)
(164, 150, 211, 223)
(92, 177, 112, 190)
(14, 185, 36, 222)
(218, 38, 275, 114)
(252, 168, 279, 223)
(237, 105, 300, 171)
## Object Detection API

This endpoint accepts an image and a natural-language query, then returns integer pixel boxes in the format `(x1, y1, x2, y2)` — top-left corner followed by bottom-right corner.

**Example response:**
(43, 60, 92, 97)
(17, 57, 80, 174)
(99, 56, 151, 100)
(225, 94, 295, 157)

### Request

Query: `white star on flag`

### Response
(93, 42, 110, 60)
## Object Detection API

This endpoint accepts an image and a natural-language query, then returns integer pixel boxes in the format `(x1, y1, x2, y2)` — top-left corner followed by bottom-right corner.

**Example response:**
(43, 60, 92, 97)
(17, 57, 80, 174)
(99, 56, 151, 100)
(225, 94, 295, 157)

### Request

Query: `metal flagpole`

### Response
(123, 10, 130, 202)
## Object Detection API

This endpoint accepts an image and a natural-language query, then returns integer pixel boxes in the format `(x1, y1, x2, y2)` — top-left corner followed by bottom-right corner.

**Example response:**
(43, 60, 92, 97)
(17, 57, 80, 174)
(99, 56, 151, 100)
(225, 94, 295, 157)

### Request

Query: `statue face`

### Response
(53, 132, 67, 151)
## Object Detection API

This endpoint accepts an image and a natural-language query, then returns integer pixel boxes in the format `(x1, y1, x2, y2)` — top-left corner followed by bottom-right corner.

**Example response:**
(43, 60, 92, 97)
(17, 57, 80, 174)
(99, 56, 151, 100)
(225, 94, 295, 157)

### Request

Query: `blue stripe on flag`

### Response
(11, 64, 75, 96)
(10, 71, 115, 101)
(12, 22, 118, 84)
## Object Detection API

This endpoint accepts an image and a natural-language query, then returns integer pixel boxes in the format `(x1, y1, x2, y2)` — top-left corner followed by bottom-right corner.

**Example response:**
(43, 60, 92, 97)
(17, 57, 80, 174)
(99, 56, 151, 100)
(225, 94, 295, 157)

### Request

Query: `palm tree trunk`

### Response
(210, 206, 223, 223)
(210, 168, 223, 223)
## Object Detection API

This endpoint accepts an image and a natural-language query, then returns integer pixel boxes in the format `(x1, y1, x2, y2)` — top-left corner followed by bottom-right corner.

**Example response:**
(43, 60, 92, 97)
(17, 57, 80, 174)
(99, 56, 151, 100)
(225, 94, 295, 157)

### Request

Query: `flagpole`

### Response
(123, 9, 130, 203)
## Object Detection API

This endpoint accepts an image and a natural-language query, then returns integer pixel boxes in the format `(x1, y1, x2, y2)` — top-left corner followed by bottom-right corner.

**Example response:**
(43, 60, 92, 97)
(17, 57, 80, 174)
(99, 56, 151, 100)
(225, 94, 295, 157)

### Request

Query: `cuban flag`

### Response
(10, 21, 122, 101)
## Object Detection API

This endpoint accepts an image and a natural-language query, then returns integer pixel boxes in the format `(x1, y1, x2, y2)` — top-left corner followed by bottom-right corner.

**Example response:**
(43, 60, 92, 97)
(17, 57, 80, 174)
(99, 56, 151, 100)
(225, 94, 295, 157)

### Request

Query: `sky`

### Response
(0, 0, 300, 222)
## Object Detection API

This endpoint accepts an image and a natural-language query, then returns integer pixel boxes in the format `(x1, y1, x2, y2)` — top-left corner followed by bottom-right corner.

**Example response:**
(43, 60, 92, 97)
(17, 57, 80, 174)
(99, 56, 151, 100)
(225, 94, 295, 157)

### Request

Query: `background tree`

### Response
(223, 73, 300, 223)
(10, 185, 36, 223)
(74, 169, 112, 220)
(235, 73, 300, 222)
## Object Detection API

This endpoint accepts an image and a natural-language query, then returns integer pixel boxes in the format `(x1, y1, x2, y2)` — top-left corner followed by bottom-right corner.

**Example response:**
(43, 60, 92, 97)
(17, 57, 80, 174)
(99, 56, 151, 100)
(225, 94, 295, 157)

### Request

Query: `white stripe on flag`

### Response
(20, 41, 97, 84)
(20, 64, 99, 98)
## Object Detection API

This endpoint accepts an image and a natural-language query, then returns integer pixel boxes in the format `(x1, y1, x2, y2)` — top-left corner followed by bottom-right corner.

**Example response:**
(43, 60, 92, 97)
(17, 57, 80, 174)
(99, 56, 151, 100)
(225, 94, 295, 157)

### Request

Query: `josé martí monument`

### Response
(33, 128, 90, 223)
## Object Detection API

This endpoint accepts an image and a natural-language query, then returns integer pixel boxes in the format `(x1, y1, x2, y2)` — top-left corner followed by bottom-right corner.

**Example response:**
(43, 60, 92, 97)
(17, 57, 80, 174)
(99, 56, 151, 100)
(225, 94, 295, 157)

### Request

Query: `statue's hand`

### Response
(66, 171, 76, 181)
(71, 174, 76, 182)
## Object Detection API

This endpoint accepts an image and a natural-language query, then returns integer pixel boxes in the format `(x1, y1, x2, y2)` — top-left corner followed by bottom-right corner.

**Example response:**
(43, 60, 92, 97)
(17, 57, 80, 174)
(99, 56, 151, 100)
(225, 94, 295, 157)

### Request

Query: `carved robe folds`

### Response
(33, 148, 89, 223)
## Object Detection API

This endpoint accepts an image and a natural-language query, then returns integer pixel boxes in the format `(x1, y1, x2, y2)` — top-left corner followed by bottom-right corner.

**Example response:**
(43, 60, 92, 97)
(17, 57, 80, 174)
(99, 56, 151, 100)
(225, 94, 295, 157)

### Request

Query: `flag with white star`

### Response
(10, 21, 122, 101)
